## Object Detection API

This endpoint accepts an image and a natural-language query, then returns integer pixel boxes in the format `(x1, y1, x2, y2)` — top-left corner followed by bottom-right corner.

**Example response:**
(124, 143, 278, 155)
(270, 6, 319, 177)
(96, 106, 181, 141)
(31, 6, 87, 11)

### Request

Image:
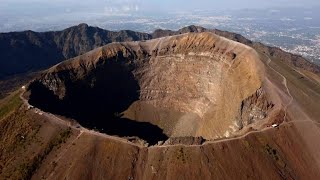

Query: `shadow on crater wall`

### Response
(28, 60, 168, 145)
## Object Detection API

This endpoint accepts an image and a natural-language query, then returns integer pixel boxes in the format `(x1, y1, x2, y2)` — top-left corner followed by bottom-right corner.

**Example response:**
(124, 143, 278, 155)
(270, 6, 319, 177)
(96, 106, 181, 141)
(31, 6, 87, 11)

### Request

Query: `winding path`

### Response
(263, 53, 294, 121)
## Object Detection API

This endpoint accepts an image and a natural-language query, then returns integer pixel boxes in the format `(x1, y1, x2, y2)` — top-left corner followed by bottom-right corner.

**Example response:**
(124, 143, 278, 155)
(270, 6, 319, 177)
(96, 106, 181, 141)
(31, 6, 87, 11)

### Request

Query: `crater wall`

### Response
(28, 32, 272, 142)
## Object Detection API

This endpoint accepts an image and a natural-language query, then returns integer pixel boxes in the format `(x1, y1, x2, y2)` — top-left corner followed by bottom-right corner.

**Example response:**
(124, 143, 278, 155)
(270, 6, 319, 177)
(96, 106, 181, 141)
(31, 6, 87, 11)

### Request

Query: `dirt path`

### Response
(263, 53, 294, 121)
(150, 120, 320, 149)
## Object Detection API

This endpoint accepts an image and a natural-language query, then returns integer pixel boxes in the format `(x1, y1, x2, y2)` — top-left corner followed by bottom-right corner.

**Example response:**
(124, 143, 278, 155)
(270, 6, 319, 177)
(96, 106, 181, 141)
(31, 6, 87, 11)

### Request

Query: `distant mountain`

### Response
(0, 23, 151, 79)
(0, 23, 319, 81)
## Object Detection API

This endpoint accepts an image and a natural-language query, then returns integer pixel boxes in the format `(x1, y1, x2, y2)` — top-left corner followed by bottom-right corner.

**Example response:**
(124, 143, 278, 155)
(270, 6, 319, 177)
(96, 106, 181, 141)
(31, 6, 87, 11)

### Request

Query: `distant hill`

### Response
(0, 23, 151, 79)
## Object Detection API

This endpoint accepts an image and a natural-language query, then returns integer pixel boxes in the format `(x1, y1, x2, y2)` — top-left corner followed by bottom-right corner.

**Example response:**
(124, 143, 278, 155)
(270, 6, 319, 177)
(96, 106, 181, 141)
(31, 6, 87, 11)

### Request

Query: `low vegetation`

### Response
(265, 144, 279, 161)
(0, 91, 29, 156)
(18, 128, 72, 179)
(176, 147, 187, 163)
(0, 91, 22, 120)
(0, 90, 73, 179)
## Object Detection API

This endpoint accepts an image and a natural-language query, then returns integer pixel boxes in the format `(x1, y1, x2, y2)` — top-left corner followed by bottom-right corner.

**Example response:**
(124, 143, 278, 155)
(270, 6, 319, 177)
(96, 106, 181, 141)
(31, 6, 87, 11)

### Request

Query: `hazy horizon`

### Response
(1, 0, 320, 32)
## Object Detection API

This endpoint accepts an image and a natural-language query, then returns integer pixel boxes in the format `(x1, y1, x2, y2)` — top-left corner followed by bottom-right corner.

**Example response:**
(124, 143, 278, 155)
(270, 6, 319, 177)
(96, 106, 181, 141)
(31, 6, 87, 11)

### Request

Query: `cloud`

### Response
(102, 0, 140, 16)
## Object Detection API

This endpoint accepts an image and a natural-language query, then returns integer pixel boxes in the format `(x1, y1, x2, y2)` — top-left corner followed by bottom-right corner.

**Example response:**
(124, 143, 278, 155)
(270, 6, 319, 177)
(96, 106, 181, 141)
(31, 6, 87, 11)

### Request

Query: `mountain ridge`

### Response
(0, 23, 319, 80)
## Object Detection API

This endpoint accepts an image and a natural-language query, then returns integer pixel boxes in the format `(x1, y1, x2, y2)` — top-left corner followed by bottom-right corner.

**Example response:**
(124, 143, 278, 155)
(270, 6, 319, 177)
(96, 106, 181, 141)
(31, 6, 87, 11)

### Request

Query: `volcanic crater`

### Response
(27, 32, 274, 145)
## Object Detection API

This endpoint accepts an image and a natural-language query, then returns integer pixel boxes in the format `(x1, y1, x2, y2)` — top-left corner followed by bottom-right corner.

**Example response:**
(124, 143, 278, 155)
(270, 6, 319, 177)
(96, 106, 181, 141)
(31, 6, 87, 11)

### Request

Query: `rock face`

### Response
(28, 32, 275, 143)
(237, 88, 274, 128)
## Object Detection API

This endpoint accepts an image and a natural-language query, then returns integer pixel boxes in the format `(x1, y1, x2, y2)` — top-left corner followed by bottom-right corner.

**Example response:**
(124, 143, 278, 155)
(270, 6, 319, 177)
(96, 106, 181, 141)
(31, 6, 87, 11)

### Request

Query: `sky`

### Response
(1, 0, 320, 32)
(1, 0, 320, 16)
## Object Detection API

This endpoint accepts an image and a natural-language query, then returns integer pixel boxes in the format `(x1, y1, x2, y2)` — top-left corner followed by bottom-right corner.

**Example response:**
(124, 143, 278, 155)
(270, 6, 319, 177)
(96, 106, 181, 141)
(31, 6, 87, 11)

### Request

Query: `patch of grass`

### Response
(0, 91, 22, 120)
(0, 103, 32, 158)
(18, 128, 72, 179)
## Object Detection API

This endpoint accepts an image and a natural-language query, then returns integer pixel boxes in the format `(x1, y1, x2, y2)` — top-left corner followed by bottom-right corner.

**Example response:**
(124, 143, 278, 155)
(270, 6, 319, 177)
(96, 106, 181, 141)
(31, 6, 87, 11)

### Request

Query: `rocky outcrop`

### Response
(237, 88, 274, 129)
